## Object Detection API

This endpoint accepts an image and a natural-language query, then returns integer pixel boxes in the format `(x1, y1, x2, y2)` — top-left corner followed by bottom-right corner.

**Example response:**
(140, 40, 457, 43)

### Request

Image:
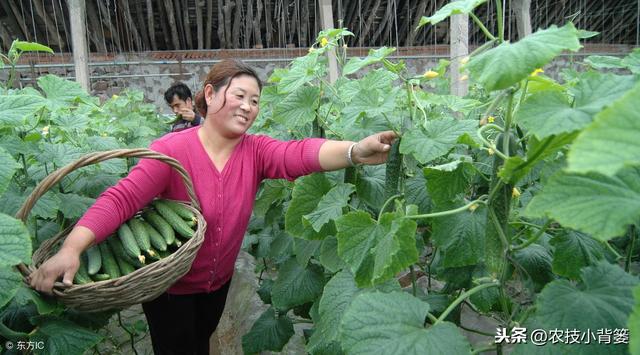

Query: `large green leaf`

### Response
(31, 318, 103, 355)
(517, 73, 635, 139)
(57, 193, 95, 219)
(0, 213, 31, 266)
(278, 53, 321, 93)
(0, 94, 47, 127)
(319, 236, 347, 273)
(550, 231, 606, 280)
(307, 270, 400, 354)
(37, 142, 84, 167)
(424, 160, 470, 205)
(420, 94, 482, 115)
(303, 183, 354, 232)
(0, 147, 21, 196)
(336, 211, 418, 287)
(525, 166, 640, 241)
(254, 179, 291, 216)
(498, 132, 577, 184)
(431, 206, 486, 268)
(285, 173, 334, 240)
(467, 23, 581, 91)
(629, 285, 640, 355)
(400, 118, 477, 164)
(242, 307, 294, 354)
(356, 165, 386, 209)
(513, 262, 637, 355)
(38, 75, 89, 108)
(343, 47, 396, 75)
(512, 244, 554, 289)
(340, 291, 471, 355)
(273, 86, 320, 127)
(294, 238, 322, 267)
(405, 173, 432, 214)
(418, 0, 487, 27)
(341, 87, 397, 123)
(567, 82, 640, 176)
(622, 48, 640, 74)
(0, 267, 22, 309)
(271, 258, 325, 310)
(31, 191, 62, 220)
(584, 55, 625, 70)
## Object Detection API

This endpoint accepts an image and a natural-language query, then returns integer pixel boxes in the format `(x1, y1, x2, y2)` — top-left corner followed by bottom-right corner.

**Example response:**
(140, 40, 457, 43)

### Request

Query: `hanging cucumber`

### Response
(384, 139, 403, 201)
(485, 132, 518, 275)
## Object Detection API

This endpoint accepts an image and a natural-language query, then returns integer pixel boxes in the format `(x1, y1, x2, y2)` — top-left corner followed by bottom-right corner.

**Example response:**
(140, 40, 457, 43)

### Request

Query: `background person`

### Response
(164, 82, 204, 132)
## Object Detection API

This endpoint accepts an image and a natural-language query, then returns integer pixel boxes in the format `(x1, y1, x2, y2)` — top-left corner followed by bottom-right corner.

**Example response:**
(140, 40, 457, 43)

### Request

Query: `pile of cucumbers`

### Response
(73, 199, 198, 284)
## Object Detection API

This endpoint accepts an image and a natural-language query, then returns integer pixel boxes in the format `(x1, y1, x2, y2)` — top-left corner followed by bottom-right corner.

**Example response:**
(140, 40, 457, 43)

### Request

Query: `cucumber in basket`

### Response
(73, 198, 200, 284)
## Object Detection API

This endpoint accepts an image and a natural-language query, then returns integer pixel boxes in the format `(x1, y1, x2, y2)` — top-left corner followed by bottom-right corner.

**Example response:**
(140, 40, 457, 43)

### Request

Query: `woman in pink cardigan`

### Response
(30, 59, 396, 354)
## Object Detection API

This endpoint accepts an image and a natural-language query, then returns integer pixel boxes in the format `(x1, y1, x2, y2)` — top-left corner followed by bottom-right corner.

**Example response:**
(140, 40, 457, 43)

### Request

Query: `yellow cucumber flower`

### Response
(423, 70, 439, 79)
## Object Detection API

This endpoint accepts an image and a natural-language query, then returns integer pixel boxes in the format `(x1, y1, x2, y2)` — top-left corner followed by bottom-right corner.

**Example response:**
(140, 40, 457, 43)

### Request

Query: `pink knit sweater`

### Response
(77, 127, 325, 294)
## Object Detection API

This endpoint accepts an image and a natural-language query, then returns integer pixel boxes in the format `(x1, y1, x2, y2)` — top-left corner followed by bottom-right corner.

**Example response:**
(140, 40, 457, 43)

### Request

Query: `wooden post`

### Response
(513, 0, 532, 39)
(67, 0, 90, 92)
(318, 0, 338, 83)
(450, 14, 469, 97)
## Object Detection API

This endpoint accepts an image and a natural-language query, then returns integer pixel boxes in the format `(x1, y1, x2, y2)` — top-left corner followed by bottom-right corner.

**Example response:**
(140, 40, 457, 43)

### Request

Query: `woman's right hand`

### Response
(28, 226, 96, 294)
(29, 247, 81, 294)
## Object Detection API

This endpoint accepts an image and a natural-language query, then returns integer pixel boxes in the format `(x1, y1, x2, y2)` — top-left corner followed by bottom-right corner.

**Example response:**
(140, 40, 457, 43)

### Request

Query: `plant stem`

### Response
(605, 241, 624, 261)
(470, 13, 496, 41)
(117, 312, 139, 355)
(626, 225, 636, 272)
(426, 312, 438, 324)
(435, 282, 500, 324)
(477, 124, 508, 160)
(512, 220, 552, 251)
(378, 193, 403, 221)
(404, 196, 488, 221)
(496, 0, 505, 43)
(459, 324, 495, 337)
(410, 265, 418, 297)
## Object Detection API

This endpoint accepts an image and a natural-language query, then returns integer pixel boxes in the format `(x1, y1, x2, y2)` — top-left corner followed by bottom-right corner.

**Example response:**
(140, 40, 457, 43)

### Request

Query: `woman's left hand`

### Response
(353, 131, 398, 165)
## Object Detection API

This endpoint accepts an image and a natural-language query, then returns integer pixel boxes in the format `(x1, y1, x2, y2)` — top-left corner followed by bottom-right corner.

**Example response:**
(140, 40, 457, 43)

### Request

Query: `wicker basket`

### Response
(16, 148, 207, 312)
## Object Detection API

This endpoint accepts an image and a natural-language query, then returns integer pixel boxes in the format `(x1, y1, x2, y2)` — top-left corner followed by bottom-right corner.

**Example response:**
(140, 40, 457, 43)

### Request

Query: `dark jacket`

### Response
(171, 114, 203, 132)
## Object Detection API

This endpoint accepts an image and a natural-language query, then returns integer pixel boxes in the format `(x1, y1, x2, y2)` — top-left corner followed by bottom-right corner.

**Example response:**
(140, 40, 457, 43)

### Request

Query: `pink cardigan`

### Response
(77, 127, 325, 294)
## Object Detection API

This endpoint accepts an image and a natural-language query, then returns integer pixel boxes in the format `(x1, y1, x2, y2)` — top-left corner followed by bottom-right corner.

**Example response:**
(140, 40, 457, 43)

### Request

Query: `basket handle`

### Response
(15, 148, 201, 277)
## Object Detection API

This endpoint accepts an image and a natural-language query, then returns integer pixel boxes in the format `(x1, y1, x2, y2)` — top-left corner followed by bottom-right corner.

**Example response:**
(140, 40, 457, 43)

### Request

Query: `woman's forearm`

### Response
(318, 140, 358, 171)
(59, 226, 97, 255)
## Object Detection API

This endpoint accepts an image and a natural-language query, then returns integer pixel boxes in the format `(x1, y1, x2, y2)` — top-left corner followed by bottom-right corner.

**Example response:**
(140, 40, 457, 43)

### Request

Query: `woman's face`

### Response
(205, 74, 260, 138)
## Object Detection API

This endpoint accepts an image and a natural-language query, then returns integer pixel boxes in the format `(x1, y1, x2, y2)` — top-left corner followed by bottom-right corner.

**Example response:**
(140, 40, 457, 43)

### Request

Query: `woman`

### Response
(29, 59, 396, 354)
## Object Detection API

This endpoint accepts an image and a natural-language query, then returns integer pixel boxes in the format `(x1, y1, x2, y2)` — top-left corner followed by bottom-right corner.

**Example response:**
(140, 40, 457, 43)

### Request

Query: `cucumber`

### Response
(118, 223, 146, 264)
(98, 242, 121, 279)
(92, 273, 111, 282)
(152, 202, 195, 239)
(142, 210, 176, 245)
(142, 220, 168, 252)
(108, 235, 145, 268)
(484, 132, 517, 275)
(86, 245, 102, 275)
(384, 139, 403, 201)
(128, 218, 156, 257)
(115, 255, 136, 275)
(156, 199, 196, 223)
(74, 255, 92, 284)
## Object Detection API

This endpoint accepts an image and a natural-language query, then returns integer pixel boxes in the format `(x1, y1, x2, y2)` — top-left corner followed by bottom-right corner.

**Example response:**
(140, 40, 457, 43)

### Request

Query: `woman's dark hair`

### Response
(164, 82, 192, 104)
(194, 59, 262, 116)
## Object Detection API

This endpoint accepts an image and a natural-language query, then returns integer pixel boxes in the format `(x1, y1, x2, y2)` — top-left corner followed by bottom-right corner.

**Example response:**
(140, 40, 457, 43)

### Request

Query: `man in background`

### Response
(164, 82, 203, 132)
